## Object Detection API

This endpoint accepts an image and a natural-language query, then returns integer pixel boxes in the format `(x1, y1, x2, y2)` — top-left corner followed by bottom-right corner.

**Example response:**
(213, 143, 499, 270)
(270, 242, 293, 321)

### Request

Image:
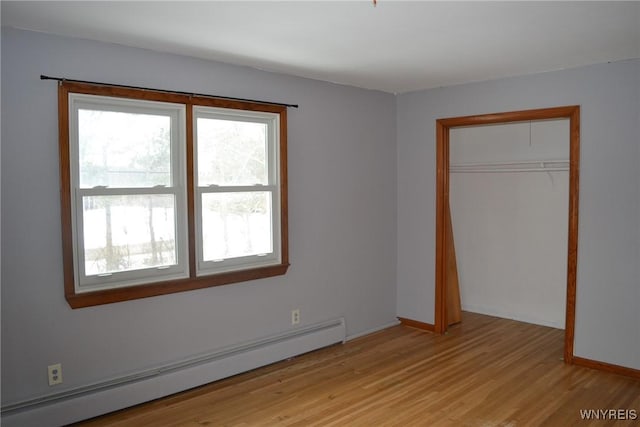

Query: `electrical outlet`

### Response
(48, 363, 63, 386)
(291, 309, 300, 325)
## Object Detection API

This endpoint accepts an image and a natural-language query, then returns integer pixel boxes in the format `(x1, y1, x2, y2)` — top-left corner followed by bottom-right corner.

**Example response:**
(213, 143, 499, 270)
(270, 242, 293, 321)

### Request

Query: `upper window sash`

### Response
(69, 94, 186, 189)
(193, 107, 280, 187)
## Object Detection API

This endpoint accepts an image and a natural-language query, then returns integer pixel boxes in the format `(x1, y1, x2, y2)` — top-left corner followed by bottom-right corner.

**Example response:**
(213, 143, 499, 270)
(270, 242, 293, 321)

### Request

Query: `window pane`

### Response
(202, 192, 272, 261)
(82, 195, 177, 275)
(78, 109, 171, 188)
(197, 118, 268, 186)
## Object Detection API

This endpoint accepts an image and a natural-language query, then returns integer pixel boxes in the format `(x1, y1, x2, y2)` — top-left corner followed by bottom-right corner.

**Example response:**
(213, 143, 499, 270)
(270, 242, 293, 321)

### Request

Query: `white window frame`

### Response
(68, 94, 189, 293)
(193, 106, 282, 276)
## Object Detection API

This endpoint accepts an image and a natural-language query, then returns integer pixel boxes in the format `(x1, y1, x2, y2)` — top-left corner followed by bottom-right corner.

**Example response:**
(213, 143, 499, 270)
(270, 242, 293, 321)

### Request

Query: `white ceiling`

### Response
(2, 1, 639, 94)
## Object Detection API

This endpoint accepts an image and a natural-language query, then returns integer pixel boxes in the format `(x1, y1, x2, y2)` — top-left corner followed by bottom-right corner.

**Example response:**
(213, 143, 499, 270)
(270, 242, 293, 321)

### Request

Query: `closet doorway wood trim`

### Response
(398, 317, 436, 332)
(434, 105, 580, 364)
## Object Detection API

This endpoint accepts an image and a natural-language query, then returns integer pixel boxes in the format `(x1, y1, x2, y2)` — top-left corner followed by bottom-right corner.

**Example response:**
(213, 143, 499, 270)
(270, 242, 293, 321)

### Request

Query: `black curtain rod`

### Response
(40, 75, 299, 109)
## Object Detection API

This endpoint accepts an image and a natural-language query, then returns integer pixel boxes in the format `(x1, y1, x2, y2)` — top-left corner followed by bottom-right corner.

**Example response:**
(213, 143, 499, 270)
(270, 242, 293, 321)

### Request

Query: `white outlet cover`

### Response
(48, 363, 63, 386)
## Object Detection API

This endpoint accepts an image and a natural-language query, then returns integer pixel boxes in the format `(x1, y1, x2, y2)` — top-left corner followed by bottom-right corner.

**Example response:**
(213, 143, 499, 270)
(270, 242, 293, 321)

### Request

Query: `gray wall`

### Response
(3, 25, 639, 412)
(1, 28, 398, 405)
(397, 59, 640, 370)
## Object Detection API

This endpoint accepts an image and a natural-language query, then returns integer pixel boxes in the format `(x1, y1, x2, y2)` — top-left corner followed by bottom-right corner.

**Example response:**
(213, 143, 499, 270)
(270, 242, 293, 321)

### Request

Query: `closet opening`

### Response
(434, 106, 580, 364)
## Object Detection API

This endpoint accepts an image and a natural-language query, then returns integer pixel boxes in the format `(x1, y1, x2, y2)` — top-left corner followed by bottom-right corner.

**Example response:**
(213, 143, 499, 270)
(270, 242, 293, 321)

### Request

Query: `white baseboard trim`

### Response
(1, 318, 346, 427)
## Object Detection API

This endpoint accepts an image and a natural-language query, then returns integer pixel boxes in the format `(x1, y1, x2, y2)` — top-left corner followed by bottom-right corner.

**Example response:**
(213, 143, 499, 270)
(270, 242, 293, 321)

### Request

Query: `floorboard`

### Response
(75, 312, 640, 426)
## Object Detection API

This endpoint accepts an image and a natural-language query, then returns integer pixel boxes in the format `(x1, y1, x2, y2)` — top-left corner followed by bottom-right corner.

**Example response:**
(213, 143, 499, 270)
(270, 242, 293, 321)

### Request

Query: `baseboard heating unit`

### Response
(1, 317, 346, 427)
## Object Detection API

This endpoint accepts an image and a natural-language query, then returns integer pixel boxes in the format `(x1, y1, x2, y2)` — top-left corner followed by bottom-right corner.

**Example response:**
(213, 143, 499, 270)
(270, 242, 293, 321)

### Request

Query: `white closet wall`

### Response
(450, 120, 569, 329)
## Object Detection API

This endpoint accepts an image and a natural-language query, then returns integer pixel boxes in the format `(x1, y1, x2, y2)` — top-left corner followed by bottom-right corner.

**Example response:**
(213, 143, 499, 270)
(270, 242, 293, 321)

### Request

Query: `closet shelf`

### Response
(450, 160, 569, 173)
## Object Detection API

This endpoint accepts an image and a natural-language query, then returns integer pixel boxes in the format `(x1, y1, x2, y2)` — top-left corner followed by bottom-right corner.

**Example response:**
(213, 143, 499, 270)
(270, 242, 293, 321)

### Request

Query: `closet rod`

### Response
(451, 168, 568, 173)
(450, 160, 569, 174)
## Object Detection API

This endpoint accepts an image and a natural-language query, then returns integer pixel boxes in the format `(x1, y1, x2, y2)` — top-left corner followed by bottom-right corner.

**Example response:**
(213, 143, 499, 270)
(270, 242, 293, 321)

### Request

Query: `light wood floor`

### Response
(76, 312, 640, 426)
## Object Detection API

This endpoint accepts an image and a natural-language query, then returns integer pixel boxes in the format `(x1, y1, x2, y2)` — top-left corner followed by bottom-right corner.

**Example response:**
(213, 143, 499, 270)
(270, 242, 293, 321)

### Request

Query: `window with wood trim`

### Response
(58, 82, 289, 308)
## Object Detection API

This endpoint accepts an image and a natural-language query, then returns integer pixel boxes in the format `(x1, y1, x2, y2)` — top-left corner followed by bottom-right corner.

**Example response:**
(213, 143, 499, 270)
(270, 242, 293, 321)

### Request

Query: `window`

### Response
(69, 95, 189, 292)
(194, 107, 281, 275)
(59, 82, 289, 307)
